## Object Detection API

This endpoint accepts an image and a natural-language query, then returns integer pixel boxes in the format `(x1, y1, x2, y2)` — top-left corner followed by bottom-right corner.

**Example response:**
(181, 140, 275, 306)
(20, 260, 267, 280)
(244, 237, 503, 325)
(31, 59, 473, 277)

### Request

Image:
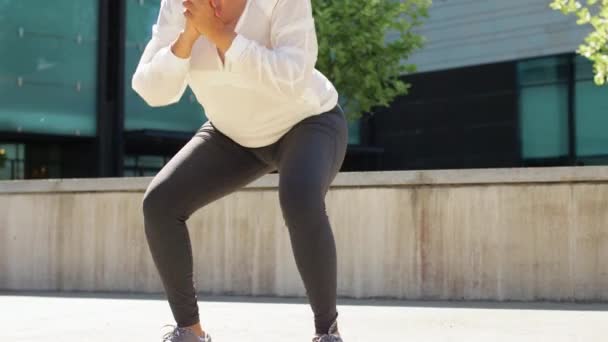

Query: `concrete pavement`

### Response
(0, 291, 606, 341)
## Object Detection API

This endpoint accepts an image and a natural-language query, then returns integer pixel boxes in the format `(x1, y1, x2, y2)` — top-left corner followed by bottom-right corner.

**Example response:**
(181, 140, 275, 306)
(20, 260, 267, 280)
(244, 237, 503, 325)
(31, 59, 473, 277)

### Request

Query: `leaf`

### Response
(312, 0, 430, 120)
(553, 0, 608, 87)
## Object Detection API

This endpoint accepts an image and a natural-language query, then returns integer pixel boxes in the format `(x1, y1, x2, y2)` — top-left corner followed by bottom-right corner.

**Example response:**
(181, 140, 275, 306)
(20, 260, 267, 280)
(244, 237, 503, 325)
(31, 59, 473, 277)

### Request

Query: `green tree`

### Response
(550, 0, 608, 85)
(313, 0, 431, 120)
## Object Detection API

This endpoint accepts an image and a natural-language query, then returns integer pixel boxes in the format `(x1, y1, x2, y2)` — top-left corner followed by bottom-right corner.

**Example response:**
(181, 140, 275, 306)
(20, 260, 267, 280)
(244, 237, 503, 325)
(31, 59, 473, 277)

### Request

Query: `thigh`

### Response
(276, 107, 348, 196)
(144, 121, 273, 219)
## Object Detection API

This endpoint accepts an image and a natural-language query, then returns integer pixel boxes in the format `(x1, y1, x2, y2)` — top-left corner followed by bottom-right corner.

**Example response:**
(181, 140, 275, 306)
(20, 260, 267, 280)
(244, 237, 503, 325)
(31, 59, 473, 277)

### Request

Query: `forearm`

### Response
(132, 34, 193, 107)
(132, 0, 195, 107)
(171, 32, 198, 58)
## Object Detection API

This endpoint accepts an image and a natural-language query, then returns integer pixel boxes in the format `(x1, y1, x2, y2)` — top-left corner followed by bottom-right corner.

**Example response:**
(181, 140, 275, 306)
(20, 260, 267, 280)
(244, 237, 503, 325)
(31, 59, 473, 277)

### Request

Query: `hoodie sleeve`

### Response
(131, 0, 190, 107)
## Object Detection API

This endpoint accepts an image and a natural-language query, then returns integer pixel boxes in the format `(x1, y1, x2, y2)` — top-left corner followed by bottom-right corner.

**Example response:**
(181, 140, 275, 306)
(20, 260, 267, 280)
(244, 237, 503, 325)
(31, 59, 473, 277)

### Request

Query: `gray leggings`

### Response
(142, 105, 348, 334)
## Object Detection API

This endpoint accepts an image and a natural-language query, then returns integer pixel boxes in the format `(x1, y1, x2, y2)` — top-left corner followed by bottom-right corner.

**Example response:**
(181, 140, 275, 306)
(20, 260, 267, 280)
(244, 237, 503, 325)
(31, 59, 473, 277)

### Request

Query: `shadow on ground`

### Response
(1, 289, 607, 311)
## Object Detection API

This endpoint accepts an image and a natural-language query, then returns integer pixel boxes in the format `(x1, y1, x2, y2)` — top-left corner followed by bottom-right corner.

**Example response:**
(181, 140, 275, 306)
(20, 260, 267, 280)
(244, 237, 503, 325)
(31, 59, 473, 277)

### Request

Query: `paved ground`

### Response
(1, 291, 606, 341)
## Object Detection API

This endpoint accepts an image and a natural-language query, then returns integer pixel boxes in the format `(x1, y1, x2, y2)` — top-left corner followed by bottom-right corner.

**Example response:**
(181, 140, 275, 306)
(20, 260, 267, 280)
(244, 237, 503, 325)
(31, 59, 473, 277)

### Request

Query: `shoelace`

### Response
(312, 320, 341, 342)
(312, 334, 342, 342)
(161, 324, 210, 342)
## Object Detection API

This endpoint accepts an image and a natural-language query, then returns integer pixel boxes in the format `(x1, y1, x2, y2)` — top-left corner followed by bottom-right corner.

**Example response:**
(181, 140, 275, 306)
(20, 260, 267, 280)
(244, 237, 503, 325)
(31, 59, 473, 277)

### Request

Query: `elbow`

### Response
(142, 96, 172, 108)
(281, 73, 311, 99)
(131, 73, 160, 107)
(282, 61, 315, 98)
(289, 84, 307, 99)
(291, 78, 308, 97)
(131, 72, 177, 107)
(134, 90, 170, 108)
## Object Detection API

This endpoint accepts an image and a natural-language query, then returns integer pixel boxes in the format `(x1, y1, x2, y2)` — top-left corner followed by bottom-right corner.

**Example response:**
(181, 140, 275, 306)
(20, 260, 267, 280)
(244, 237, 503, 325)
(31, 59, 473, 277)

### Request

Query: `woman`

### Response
(132, 0, 347, 341)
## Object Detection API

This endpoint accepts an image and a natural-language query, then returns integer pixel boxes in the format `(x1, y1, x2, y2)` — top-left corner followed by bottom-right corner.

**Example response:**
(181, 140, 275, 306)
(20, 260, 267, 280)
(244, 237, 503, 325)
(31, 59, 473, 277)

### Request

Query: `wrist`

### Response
(171, 33, 196, 59)
(179, 31, 199, 46)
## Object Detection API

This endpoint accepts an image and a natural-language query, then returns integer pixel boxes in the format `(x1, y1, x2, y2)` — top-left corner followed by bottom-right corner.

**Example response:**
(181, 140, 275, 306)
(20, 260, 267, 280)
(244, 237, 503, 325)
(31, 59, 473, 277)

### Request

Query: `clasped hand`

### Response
(182, 0, 226, 41)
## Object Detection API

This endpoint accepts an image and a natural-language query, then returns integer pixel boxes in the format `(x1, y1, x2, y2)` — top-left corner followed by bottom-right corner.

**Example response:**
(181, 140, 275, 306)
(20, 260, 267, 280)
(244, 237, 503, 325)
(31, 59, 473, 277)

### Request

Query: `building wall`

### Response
(371, 0, 605, 172)
(408, 0, 591, 73)
(373, 60, 519, 170)
(1, 167, 608, 301)
(0, 0, 602, 179)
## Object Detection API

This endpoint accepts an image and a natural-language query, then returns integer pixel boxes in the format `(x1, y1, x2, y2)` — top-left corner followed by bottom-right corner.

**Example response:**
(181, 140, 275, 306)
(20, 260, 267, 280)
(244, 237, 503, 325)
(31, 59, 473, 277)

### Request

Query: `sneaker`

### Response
(160, 324, 213, 342)
(312, 320, 342, 342)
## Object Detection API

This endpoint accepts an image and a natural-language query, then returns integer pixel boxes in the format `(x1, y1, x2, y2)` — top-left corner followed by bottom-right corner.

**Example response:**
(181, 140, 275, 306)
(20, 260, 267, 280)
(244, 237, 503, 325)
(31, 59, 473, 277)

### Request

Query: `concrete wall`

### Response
(1, 167, 608, 301)
(408, 0, 592, 73)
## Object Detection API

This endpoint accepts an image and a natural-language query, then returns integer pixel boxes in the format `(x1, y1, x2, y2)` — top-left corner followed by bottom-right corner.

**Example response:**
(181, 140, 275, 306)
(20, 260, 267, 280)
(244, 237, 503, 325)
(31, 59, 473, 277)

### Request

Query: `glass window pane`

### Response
(0, 0, 98, 136)
(347, 119, 361, 145)
(575, 55, 608, 158)
(125, 0, 205, 132)
(575, 80, 608, 157)
(137, 155, 165, 169)
(517, 56, 569, 86)
(575, 55, 595, 81)
(124, 154, 165, 177)
(518, 56, 571, 160)
(123, 169, 137, 177)
(124, 155, 136, 167)
(0, 143, 25, 180)
(519, 85, 569, 159)
(578, 156, 608, 165)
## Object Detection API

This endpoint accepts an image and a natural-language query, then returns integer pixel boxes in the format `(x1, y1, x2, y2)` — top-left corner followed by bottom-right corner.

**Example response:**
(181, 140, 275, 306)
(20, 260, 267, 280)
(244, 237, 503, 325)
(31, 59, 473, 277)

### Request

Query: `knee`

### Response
(279, 181, 326, 229)
(141, 184, 167, 223)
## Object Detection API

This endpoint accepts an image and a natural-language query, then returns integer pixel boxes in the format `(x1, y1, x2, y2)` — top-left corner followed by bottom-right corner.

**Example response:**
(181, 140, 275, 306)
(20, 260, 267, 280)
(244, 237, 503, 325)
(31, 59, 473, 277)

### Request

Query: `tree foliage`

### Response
(312, 0, 431, 120)
(550, 0, 608, 85)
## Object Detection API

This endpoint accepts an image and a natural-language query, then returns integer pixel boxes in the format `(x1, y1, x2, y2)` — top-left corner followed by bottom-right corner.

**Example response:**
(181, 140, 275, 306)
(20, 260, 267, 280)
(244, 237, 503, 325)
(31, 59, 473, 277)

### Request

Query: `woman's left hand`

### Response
(182, 0, 227, 41)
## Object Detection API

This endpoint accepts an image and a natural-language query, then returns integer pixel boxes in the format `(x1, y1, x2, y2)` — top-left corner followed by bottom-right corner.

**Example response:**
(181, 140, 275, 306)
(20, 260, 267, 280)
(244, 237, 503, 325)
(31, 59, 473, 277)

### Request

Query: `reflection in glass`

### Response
(517, 57, 569, 159)
(575, 56, 608, 158)
(125, 0, 205, 132)
(123, 154, 167, 177)
(0, 143, 25, 180)
(0, 0, 98, 136)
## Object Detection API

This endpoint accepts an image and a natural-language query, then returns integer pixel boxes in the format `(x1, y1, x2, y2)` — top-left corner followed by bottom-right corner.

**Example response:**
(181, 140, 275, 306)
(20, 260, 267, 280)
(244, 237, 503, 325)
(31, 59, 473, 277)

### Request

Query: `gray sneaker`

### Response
(312, 320, 342, 342)
(160, 324, 212, 342)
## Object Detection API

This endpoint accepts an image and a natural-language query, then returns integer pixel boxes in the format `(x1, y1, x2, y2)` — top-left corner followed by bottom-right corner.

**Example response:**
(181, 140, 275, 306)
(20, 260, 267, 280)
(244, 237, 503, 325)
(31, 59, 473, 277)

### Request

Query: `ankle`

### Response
(182, 322, 206, 337)
(315, 312, 339, 335)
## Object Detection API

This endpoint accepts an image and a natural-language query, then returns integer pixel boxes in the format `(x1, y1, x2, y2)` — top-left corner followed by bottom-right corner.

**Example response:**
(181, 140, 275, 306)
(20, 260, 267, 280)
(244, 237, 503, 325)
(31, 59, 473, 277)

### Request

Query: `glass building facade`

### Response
(518, 56, 570, 160)
(574, 56, 608, 164)
(0, 0, 99, 179)
(0, 0, 98, 137)
(0, 1, 606, 179)
(517, 55, 608, 166)
(370, 54, 607, 171)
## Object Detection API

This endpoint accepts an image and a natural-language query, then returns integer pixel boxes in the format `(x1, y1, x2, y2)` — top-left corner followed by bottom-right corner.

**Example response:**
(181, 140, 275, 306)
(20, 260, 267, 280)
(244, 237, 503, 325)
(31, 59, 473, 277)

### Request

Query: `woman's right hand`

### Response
(174, 0, 222, 55)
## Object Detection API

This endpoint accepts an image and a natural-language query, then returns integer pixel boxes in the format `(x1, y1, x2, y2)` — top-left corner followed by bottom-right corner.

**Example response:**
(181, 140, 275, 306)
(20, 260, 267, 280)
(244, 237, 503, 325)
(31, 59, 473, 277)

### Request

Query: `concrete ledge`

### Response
(2, 166, 608, 301)
(1, 166, 608, 194)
